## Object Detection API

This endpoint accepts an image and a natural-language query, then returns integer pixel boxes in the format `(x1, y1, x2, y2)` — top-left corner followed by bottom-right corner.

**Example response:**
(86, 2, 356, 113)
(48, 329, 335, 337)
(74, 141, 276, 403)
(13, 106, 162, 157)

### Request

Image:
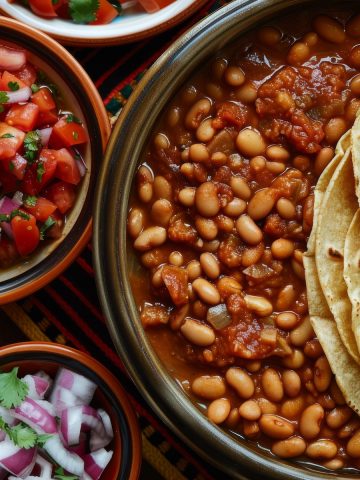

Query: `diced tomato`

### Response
(49, 117, 88, 148)
(11, 213, 40, 256)
(37, 110, 59, 127)
(45, 211, 63, 239)
(5, 103, 40, 132)
(22, 149, 57, 195)
(138, 0, 174, 13)
(0, 71, 26, 91)
(24, 196, 57, 222)
(31, 88, 56, 112)
(0, 235, 19, 268)
(55, 148, 81, 185)
(90, 0, 118, 25)
(28, 0, 57, 17)
(0, 165, 19, 192)
(12, 64, 37, 87)
(2, 153, 27, 180)
(0, 123, 25, 160)
(45, 181, 76, 214)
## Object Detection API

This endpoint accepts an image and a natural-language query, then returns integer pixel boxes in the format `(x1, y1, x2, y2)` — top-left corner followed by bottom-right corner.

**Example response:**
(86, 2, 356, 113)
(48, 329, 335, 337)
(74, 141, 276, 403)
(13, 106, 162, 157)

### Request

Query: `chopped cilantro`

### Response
(0, 417, 52, 449)
(0, 91, 9, 104)
(54, 467, 79, 480)
(8, 81, 19, 92)
(69, 0, 99, 23)
(0, 213, 8, 222)
(52, 0, 59, 4)
(37, 162, 45, 182)
(31, 83, 40, 93)
(40, 216, 56, 240)
(65, 113, 82, 124)
(1, 133, 14, 138)
(24, 130, 41, 163)
(0, 368, 28, 408)
(9, 161, 14, 172)
(72, 131, 79, 140)
(24, 195, 37, 207)
(10, 209, 30, 221)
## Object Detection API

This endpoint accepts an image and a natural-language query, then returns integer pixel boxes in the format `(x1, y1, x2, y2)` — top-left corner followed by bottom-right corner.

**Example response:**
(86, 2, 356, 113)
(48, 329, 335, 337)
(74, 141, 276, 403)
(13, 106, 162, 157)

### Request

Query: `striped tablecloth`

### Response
(1, 1, 232, 478)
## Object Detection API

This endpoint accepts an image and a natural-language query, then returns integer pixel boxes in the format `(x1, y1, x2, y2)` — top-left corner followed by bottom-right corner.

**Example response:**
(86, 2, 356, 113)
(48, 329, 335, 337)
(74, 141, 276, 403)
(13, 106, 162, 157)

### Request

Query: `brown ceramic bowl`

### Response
(0, 17, 110, 304)
(0, 342, 141, 479)
(93, 0, 354, 479)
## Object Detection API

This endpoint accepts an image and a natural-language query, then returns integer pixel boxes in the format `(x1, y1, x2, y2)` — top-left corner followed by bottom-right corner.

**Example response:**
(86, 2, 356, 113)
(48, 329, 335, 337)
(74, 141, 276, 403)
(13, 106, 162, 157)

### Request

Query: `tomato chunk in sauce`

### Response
(0, 44, 88, 268)
(128, 7, 360, 472)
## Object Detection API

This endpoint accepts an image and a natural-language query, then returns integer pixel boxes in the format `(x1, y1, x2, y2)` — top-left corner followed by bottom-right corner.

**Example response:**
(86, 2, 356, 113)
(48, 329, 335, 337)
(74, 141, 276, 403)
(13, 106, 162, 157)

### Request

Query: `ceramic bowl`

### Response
(93, 0, 352, 478)
(0, 342, 141, 479)
(0, 16, 110, 304)
(0, 0, 208, 47)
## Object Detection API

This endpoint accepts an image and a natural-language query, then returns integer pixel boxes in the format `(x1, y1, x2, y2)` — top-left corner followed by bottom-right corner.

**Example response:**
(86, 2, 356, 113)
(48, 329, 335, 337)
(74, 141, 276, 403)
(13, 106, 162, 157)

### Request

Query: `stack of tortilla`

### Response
(304, 115, 360, 414)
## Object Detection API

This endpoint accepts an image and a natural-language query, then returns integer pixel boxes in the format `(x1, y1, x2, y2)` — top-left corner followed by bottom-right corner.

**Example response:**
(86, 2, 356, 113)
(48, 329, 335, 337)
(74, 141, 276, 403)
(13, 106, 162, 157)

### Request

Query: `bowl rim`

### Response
(0, 16, 110, 304)
(0, 0, 209, 47)
(0, 341, 142, 480)
(93, 0, 354, 478)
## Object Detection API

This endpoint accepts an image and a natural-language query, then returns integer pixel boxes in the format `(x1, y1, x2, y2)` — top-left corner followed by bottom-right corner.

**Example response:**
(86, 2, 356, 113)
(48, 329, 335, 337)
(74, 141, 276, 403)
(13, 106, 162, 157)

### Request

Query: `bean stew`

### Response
(127, 5, 360, 473)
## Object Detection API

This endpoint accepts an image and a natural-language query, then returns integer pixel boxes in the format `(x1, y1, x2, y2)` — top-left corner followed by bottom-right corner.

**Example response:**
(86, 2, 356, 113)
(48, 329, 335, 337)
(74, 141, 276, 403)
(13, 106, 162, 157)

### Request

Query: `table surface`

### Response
(0, 1, 233, 479)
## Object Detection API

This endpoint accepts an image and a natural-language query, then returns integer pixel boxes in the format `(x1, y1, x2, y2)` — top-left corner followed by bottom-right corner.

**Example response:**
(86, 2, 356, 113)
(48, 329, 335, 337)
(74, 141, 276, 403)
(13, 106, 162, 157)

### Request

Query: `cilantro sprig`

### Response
(8, 81, 19, 92)
(0, 209, 30, 223)
(40, 216, 56, 240)
(24, 130, 42, 164)
(0, 368, 28, 409)
(0, 417, 52, 449)
(0, 91, 9, 113)
(69, 0, 99, 23)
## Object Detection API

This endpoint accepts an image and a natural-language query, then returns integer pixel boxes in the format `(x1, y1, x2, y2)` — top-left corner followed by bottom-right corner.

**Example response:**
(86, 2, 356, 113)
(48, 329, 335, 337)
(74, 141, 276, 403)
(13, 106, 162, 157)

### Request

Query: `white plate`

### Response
(0, 0, 207, 46)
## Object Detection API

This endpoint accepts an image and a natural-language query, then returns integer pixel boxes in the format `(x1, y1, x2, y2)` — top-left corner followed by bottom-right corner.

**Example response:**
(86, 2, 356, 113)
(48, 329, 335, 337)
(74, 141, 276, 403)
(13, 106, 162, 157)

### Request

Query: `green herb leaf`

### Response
(0, 417, 53, 449)
(69, 0, 99, 23)
(37, 433, 53, 446)
(31, 83, 40, 93)
(10, 209, 30, 221)
(65, 113, 82, 124)
(1, 133, 14, 138)
(54, 467, 79, 480)
(9, 161, 14, 172)
(0, 368, 28, 408)
(8, 81, 20, 92)
(24, 195, 37, 207)
(24, 130, 41, 164)
(0, 91, 9, 104)
(36, 161, 45, 182)
(40, 216, 56, 240)
(0, 213, 9, 222)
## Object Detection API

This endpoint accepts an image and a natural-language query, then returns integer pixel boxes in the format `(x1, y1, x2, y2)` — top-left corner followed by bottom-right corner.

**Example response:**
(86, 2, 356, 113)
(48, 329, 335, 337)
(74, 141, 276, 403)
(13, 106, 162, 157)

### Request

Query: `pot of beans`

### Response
(94, 0, 360, 478)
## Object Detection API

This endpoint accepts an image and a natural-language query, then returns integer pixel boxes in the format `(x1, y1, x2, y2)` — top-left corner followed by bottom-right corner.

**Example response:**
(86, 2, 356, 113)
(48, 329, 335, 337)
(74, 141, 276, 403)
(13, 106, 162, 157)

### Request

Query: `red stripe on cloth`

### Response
(45, 285, 124, 369)
(59, 275, 105, 323)
(76, 256, 94, 275)
(95, 42, 145, 89)
(31, 297, 91, 354)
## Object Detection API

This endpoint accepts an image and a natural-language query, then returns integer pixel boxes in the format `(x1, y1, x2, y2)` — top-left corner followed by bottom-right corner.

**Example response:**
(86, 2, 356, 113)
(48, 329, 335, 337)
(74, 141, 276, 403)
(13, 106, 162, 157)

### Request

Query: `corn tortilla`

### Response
(315, 147, 360, 364)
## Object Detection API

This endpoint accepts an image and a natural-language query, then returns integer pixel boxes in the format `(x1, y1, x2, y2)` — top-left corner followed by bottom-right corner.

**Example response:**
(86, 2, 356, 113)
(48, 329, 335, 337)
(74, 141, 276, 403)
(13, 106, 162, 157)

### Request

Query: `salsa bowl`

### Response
(0, 342, 141, 479)
(0, 17, 110, 304)
(94, 0, 360, 478)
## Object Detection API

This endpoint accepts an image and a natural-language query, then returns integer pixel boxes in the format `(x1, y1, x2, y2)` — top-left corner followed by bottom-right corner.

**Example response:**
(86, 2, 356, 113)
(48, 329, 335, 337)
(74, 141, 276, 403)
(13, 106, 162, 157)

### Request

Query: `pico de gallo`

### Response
(12, 0, 176, 25)
(0, 44, 88, 269)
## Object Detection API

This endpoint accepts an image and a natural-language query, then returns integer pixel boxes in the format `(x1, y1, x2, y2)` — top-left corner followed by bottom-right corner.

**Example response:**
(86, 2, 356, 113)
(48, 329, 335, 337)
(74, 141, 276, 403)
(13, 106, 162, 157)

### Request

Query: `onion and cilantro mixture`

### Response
(12, 0, 175, 25)
(0, 367, 114, 479)
(0, 45, 88, 269)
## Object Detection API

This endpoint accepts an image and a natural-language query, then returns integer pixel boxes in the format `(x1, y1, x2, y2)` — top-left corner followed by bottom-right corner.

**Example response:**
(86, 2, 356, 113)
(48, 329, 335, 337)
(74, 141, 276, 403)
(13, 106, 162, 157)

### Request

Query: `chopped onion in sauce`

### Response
(207, 304, 231, 330)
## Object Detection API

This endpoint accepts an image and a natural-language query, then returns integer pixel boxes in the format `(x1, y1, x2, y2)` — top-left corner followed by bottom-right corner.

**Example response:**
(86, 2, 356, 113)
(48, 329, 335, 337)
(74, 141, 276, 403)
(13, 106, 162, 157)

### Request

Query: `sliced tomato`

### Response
(2, 153, 27, 180)
(0, 235, 19, 268)
(45, 181, 76, 214)
(12, 64, 37, 87)
(5, 102, 40, 132)
(0, 71, 26, 91)
(0, 122, 25, 160)
(49, 117, 88, 148)
(37, 110, 59, 127)
(25, 196, 57, 222)
(31, 88, 56, 112)
(22, 149, 57, 195)
(55, 148, 81, 185)
(90, 0, 118, 25)
(138, 0, 174, 12)
(28, 0, 57, 17)
(11, 213, 40, 256)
